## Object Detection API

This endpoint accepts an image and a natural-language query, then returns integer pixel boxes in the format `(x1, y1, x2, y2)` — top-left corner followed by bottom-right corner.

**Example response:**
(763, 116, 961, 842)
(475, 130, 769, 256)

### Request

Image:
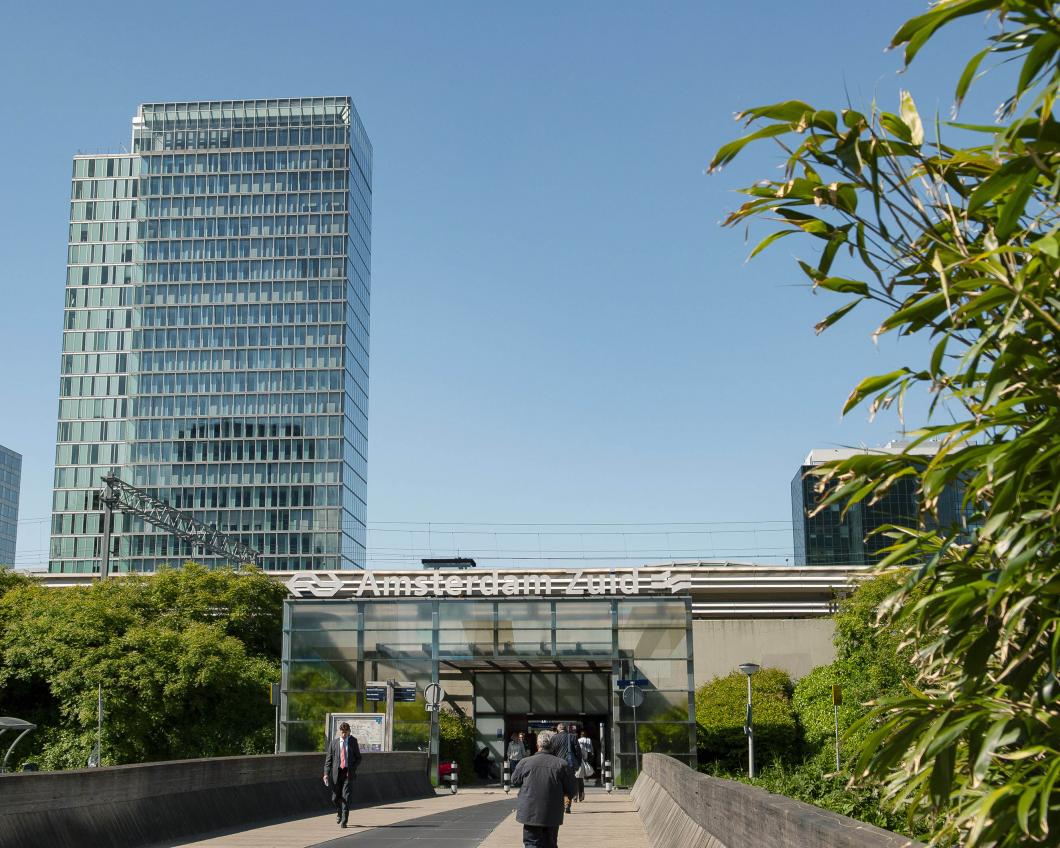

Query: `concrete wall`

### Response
(631, 753, 921, 848)
(692, 619, 835, 685)
(0, 751, 431, 848)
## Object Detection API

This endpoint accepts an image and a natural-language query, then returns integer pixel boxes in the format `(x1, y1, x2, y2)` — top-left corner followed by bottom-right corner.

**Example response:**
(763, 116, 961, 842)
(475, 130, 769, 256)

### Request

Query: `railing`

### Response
(0, 751, 431, 848)
(630, 753, 922, 848)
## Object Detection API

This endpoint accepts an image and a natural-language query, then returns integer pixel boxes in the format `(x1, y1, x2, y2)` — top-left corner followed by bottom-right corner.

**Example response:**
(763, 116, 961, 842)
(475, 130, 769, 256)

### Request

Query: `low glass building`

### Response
(282, 589, 696, 784)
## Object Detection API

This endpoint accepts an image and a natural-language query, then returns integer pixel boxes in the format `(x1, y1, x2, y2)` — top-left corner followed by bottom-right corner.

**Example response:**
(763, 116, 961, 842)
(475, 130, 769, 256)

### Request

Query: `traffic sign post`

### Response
(621, 684, 645, 775)
(832, 684, 843, 771)
(423, 682, 445, 785)
(270, 683, 281, 754)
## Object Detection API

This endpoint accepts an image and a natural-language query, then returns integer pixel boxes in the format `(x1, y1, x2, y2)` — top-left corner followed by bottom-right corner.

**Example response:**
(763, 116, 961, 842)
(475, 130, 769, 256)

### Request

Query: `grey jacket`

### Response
(510, 751, 578, 827)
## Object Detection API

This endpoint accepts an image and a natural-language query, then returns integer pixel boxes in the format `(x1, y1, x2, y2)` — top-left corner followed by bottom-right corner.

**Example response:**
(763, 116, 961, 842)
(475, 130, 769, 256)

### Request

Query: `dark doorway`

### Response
(504, 714, 609, 785)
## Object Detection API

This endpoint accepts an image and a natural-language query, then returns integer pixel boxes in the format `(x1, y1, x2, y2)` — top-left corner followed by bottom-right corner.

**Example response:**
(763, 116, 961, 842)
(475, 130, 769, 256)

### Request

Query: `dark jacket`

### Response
(510, 751, 578, 827)
(551, 731, 583, 771)
(324, 734, 362, 784)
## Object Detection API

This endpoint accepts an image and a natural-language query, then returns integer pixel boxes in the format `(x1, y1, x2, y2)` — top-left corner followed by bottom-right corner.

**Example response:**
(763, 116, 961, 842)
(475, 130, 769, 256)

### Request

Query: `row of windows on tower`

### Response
(133, 125, 350, 151)
(141, 148, 349, 174)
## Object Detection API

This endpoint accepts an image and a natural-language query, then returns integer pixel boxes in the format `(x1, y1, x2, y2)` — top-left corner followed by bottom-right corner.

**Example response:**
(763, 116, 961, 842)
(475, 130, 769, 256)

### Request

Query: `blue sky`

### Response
(0, 2, 1005, 568)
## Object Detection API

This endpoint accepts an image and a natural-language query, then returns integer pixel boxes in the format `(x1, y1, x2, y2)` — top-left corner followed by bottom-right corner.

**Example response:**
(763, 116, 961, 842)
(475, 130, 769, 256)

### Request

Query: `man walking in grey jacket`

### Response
(510, 730, 578, 848)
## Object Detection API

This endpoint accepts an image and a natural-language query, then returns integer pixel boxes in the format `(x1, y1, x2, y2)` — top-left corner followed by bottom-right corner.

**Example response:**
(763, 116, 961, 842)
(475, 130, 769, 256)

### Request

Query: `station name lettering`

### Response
(352, 569, 639, 597)
(285, 569, 675, 599)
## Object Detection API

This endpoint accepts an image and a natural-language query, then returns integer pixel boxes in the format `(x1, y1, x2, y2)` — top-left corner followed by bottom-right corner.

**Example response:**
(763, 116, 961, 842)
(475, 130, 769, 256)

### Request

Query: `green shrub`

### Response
(695, 667, 798, 770)
(437, 708, 476, 783)
(791, 574, 918, 763)
(791, 662, 863, 759)
(728, 760, 935, 841)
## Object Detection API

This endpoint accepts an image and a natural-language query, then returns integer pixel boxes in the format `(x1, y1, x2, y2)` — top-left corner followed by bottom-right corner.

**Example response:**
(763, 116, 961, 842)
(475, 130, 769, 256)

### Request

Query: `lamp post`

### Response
(738, 663, 760, 779)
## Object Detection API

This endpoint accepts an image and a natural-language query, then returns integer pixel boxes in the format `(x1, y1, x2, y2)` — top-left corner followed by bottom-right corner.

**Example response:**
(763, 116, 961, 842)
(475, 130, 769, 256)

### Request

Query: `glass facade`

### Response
(792, 460, 969, 565)
(282, 596, 697, 785)
(0, 445, 21, 566)
(51, 98, 371, 572)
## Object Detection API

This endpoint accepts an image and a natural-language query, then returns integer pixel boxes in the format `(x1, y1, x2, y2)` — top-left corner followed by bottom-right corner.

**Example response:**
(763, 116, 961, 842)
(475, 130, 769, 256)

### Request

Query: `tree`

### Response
(711, 2, 1060, 844)
(0, 564, 284, 769)
(793, 573, 915, 759)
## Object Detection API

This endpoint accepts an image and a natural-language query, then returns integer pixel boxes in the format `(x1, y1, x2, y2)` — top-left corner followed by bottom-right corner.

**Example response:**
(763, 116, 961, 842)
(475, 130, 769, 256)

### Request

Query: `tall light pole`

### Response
(739, 663, 760, 779)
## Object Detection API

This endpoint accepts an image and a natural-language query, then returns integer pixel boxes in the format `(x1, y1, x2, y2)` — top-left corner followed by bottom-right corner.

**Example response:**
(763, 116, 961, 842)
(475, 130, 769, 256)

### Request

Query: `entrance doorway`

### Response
(504, 714, 609, 784)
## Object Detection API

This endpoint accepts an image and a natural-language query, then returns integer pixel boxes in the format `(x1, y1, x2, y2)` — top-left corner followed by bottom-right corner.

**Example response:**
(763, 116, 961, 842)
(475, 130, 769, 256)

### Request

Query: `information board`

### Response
(325, 712, 387, 753)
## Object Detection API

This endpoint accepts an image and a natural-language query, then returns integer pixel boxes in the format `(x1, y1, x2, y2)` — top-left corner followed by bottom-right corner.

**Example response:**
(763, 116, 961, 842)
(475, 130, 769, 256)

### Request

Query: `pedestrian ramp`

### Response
(153, 787, 645, 848)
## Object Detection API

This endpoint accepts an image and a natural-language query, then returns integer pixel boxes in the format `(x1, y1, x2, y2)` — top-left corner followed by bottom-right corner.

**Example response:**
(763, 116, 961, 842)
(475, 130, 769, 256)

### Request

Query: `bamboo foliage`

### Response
(711, 2, 1060, 844)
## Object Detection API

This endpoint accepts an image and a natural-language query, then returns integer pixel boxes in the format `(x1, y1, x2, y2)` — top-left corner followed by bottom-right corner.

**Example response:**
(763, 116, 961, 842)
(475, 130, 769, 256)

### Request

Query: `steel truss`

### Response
(99, 475, 262, 577)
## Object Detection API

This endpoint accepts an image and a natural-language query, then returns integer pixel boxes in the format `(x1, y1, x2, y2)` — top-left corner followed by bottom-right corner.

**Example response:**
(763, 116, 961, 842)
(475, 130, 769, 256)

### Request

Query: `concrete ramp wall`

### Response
(630, 754, 922, 848)
(0, 751, 431, 848)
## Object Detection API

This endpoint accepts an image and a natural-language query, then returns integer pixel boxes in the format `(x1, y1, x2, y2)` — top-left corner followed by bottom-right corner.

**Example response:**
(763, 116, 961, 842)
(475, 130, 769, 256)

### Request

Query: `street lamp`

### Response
(738, 663, 760, 779)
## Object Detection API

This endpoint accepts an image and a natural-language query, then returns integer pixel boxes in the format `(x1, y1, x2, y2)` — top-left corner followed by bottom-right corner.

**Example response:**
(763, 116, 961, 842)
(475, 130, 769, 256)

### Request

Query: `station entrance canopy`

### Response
(279, 564, 861, 785)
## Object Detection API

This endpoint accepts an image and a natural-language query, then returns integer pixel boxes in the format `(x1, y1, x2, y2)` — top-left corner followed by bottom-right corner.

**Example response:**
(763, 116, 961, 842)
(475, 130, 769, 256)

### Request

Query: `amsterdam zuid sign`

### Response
(285, 568, 693, 600)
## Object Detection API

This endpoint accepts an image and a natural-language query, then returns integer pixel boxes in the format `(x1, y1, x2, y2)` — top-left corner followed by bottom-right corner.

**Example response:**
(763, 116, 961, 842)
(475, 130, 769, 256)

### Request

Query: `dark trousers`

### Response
(332, 766, 353, 822)
(522, 824, 558, 848)
(575, 776, 585, 801)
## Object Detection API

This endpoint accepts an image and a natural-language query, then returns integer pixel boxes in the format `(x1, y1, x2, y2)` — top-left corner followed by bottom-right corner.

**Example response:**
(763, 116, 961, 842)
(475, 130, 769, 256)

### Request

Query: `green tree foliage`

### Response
(0, 564, 285, 769)
(437, 708, 476, 783)
(794, 573, 918, 758)
(711, 2, 1060, 843)
(735, 760, 921, 837)
(695, 668, 799, 770)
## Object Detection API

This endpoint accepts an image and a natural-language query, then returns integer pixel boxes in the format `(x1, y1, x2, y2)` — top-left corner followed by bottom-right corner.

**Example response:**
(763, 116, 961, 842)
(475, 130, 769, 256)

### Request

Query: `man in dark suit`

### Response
(323, 721, 362, 828)
(550, 723, 582, 813)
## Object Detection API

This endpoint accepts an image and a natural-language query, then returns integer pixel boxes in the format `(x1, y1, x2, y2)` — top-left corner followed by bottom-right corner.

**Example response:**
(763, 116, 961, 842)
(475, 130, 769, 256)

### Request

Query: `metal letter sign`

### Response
(285, 568, 694, 600)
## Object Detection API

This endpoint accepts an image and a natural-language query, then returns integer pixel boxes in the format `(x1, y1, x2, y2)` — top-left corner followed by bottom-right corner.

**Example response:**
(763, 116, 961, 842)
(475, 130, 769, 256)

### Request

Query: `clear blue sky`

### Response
(0, 2, 1004, 568)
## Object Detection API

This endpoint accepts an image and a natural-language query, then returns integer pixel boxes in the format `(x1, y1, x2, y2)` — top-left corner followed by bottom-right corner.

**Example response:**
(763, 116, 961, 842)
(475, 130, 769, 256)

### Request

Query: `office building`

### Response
(791, 441, 966, 566)
(51, 98, 371, 573)
(0, 445, 21, 566)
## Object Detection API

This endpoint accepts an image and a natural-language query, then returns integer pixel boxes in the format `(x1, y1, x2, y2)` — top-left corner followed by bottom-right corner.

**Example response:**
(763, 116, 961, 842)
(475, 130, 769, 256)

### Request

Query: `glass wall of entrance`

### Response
(282, 595, 696, 784)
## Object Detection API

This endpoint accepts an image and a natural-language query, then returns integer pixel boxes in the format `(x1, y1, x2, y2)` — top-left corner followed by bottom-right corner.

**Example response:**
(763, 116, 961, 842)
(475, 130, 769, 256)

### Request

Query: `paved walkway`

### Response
(155, 789, 511, 848)
(155, 787, 646, 848)
(480, 790, 649, 848)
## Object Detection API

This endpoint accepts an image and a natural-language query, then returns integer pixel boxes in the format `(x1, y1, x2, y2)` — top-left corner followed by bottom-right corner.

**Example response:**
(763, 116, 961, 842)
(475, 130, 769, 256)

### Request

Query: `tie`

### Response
(340, 739, 346, 769)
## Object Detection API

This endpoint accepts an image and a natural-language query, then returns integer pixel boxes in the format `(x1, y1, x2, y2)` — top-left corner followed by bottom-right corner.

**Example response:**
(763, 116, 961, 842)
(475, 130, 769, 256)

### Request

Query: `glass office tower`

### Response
(0, 445, 21, 566)
(791, 442, 968, 565)
(51, 98, 371, 573)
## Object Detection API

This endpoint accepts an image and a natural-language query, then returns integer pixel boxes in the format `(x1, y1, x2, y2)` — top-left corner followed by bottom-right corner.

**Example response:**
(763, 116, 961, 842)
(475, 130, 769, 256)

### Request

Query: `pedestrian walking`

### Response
(551, 723, 582, 812)
(575, 726, 595, 800)
(511, 730, 578, 848)
(323, 722, 362, 828)
(507, 730, 528, 768)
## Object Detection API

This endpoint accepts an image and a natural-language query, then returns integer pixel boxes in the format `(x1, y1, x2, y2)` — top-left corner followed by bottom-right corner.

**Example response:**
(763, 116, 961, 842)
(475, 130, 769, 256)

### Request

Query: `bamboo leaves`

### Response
(711, 1, 1060, 844)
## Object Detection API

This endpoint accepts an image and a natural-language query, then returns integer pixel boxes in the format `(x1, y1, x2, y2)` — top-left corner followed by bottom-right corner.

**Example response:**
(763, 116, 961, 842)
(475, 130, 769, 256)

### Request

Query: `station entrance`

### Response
(281, 595, 697, 785)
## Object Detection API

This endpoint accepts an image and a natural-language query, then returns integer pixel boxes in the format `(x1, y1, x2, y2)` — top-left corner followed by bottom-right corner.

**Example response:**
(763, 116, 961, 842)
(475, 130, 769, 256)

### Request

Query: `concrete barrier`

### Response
(0, 751, 431, 848)
(630, 754, 923, 848)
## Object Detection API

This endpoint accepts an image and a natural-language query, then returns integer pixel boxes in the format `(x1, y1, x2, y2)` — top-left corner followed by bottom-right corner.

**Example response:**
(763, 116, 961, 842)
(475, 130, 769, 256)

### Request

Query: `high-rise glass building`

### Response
(51, 98, 371, 573)
(0, 445, 21, 566)
(791, 442, 968, 566)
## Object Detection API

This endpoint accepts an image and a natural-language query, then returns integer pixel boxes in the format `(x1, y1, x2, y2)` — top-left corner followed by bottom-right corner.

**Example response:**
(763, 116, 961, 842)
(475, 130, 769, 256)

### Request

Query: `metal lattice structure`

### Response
(99, 475, 262, 577)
